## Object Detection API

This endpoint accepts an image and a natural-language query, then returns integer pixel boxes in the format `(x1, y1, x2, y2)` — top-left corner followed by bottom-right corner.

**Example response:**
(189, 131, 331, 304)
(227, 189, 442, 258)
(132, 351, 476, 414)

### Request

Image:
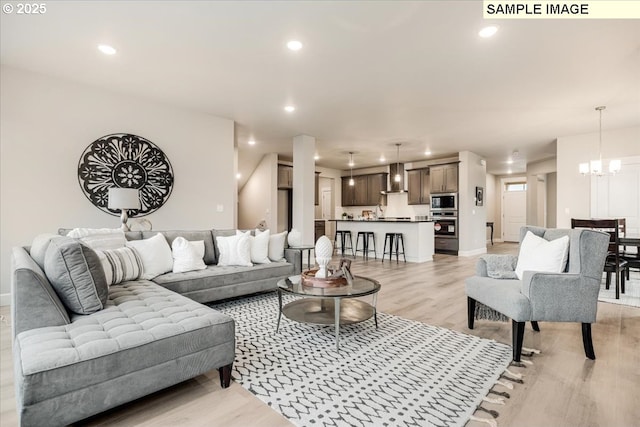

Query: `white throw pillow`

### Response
(172, 237, 207, 273)
(236, 230, 271, 264)
(126, 233, 174, 279)
(67, 227, 125, 239)
(216, 234, 253, 267)
(256, 229, 287, 262)
(75, 232, 127, 251)
(515, 231, 570, 280)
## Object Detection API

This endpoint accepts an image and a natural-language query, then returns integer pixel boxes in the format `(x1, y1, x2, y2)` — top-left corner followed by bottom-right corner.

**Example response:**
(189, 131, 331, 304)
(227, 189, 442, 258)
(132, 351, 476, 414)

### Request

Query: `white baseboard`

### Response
(0, 293, 10, 307)
(487, 238, 505, 244)
(458, 248, 487, 257)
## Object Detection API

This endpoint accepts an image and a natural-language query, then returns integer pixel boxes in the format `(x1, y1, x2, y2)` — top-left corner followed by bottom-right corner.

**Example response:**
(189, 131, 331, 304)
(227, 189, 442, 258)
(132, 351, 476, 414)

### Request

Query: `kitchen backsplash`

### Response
(340, 192, 430, 219)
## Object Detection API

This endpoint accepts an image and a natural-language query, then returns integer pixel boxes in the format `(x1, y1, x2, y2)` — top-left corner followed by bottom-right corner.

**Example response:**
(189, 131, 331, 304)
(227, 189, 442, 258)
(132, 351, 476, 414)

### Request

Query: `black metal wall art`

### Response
(78, 133, 174, 217)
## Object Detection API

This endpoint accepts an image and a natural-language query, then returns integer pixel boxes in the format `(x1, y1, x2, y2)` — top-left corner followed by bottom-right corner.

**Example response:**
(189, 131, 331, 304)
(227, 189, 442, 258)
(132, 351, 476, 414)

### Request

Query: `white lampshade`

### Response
(609, 159, 621, 174)
(108, 188, 141, 210)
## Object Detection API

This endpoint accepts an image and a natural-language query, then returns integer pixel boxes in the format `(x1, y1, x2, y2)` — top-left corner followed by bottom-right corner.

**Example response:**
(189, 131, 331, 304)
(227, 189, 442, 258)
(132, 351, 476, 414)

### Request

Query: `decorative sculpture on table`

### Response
(301, 236, 353, 288)
(314, 235, 333, 278)
(77, 133, 174, 217)
(287, 228, 302, 247)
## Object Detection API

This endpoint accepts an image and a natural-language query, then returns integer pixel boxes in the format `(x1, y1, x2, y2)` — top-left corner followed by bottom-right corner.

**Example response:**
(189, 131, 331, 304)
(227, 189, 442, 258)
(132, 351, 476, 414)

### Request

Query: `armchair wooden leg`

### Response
(512, 320, 525, 362)
(582, 323, 596, 360)
(467, 297, 476, 329)
(531, 321, 540, 332)
(219, 363, 233, 388)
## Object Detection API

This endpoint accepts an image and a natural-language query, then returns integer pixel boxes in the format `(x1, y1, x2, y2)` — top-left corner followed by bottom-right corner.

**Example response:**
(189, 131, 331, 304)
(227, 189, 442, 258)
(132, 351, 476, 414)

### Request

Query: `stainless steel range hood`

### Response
(381, 163, 407, 194)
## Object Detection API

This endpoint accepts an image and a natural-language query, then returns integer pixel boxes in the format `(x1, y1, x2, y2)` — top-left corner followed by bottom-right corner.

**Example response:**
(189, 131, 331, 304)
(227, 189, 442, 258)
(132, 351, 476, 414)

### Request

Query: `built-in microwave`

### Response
(430, 193, 457, 211)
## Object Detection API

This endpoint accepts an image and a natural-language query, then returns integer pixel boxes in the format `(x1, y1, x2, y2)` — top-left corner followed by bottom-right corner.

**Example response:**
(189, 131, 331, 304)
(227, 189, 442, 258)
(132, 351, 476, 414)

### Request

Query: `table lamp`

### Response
(108, 188, 141, 231)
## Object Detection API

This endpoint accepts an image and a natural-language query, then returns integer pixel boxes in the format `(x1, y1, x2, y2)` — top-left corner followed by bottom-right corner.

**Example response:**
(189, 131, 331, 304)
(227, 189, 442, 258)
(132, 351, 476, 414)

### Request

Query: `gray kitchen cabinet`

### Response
(341, 173, 388, 206)
(408, 168, 430, 205)
(277, 165, 293, 189)
(429, 164, 458, 193)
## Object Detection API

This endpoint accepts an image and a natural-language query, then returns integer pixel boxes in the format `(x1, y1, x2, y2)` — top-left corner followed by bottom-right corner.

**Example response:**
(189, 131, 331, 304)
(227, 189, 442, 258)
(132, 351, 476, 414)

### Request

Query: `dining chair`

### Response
(618, 218, 640, 279)
(571, 218, 628, 299)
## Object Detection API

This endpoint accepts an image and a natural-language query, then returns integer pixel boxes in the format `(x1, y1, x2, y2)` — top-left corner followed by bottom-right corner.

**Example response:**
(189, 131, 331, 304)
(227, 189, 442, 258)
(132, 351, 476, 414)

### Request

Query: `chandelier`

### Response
(579, 106, 621, 176)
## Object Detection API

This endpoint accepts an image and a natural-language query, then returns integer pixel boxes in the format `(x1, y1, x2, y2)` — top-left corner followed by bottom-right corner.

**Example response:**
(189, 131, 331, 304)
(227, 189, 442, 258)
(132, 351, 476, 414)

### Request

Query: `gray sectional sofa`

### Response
(11, 229, 299, 426)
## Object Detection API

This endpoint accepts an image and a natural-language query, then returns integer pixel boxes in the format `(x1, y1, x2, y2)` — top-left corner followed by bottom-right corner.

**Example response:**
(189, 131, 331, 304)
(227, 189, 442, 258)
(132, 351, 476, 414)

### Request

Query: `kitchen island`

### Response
(329, 219, 434, 263)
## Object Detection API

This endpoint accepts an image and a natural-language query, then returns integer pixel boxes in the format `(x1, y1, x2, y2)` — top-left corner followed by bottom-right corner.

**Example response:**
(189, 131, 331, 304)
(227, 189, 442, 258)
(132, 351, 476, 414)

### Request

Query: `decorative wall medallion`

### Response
(78, 133, 174, 217)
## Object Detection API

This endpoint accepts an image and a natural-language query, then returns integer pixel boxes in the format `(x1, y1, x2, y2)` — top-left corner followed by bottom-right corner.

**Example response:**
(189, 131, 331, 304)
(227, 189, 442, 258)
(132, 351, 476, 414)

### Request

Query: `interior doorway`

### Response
(502, 179, 527, 242)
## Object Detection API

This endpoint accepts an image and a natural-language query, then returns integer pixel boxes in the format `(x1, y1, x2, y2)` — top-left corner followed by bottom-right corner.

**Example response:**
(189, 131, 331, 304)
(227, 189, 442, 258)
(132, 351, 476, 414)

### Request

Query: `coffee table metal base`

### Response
(276, 294, 378, 351)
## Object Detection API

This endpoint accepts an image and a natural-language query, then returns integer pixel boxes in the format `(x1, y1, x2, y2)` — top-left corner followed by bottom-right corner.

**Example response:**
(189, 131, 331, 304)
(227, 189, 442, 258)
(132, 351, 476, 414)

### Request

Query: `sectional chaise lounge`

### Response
(11, 228, 300, 426)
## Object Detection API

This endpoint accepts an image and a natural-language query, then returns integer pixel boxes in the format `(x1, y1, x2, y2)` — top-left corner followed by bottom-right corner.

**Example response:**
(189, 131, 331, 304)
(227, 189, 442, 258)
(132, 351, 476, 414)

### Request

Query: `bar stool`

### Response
(383, 232, 406, 263)
(355, 231, 376, 260)
(334, 230, 354, 257)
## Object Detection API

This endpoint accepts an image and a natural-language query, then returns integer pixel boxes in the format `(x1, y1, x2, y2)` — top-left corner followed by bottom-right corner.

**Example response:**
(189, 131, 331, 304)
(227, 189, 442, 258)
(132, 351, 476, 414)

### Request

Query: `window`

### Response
(505, 183, 527, 191)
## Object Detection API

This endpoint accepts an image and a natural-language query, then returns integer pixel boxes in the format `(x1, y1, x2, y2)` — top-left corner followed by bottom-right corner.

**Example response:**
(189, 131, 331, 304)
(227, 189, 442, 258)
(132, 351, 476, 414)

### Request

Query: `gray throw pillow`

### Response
(30, 233, 64, 270)
(44, 236, 108, 314)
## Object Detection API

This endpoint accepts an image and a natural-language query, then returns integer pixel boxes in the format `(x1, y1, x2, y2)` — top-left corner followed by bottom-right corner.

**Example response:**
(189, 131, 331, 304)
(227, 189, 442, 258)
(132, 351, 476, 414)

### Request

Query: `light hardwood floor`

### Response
(1, 243, 639, 427)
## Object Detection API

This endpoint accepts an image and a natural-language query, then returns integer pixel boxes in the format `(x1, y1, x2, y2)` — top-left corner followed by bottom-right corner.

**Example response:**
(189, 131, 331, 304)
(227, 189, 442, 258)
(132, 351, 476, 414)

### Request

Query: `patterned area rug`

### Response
(598, 274, 640, 307)
(210, 292, 513, 427)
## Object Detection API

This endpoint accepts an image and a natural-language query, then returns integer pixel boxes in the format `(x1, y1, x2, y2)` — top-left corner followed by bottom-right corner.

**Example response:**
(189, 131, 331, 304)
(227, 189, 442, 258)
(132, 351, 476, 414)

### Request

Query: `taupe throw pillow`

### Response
(44, 236, 108, 314)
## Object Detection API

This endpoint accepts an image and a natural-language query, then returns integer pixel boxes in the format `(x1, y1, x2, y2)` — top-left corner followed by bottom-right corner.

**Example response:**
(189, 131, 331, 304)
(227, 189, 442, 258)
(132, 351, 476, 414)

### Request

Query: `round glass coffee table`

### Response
(276, 276, 381, 351)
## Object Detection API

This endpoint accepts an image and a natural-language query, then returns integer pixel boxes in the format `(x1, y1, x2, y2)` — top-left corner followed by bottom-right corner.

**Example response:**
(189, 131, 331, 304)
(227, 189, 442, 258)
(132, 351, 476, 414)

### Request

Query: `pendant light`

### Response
(348, 152, 355, 186)
(394, 143, 402, 182)
(579, 106, 621, 176)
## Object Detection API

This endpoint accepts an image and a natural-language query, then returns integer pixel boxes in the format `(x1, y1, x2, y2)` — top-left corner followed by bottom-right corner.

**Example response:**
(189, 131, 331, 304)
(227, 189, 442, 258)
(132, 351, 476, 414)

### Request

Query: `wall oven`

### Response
(430, 193, 457, 211)
(431, 209, 459, 255)
(431, 214, 457, 238)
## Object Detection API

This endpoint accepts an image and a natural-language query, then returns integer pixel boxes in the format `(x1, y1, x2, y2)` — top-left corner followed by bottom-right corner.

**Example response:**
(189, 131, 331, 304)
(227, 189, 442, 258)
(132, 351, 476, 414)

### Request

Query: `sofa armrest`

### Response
(284, 248, 302, 274)
(522, 271, 599, 323)
(476, 259, 489, 277)
(11, 247, 70, 338)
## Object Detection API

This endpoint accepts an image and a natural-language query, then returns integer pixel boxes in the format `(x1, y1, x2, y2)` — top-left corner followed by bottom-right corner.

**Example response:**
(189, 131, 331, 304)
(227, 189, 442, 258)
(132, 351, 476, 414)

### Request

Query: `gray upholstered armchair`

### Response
(465, 226, 610, 362)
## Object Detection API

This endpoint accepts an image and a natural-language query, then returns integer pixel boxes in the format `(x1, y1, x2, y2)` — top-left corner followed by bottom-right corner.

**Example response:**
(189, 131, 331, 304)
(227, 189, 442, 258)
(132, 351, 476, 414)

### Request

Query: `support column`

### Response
(292, 135, 316, 245)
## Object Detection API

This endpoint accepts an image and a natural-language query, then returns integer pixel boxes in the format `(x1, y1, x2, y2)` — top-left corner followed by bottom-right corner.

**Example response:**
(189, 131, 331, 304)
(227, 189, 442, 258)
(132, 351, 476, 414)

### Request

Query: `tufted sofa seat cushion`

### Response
(15, 280, 235, 406)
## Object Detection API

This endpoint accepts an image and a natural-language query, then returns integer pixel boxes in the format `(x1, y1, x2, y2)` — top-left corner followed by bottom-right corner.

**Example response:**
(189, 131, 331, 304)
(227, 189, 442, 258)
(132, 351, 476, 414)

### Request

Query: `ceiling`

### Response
(2, 1, 639, 187)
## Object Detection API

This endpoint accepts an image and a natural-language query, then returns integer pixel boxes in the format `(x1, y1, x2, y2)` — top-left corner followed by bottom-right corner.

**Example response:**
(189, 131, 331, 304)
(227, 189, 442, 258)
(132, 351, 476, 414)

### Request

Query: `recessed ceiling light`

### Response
(236, 173, 241, 179)
(248, 140, 256, 146)
(98, 44, 116, 55)
(507, 159, 513, 164)
(287, 40, 303, 51)
(479, 26, 498, 38)
(507, 170, 512, 174)
(314, 154, 320, 160)
(424, 150, 432, 156)
(284, 105, 296, 113)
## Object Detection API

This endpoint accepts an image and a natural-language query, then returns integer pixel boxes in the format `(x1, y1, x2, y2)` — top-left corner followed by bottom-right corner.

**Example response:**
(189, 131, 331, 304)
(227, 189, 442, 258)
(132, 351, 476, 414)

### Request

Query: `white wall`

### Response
(238, 154, 278, 230)
(485, 173, 497, 242)
(546, 172, 557, 228)
(0, 66, 236, 303)
(526, 157, 556, 227)
(556, 126, 640, 228)
(458, 151, 487, 256)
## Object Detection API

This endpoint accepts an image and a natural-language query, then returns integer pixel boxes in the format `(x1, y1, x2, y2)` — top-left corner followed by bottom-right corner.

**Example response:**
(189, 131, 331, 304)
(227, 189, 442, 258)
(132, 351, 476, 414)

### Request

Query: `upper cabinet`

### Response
(280, 166, 320, 205)
(408, 168, 430, 205)
(429, 163, 458, 193)
(277, 165, 293, 189)
(341, 173, 388, 206)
